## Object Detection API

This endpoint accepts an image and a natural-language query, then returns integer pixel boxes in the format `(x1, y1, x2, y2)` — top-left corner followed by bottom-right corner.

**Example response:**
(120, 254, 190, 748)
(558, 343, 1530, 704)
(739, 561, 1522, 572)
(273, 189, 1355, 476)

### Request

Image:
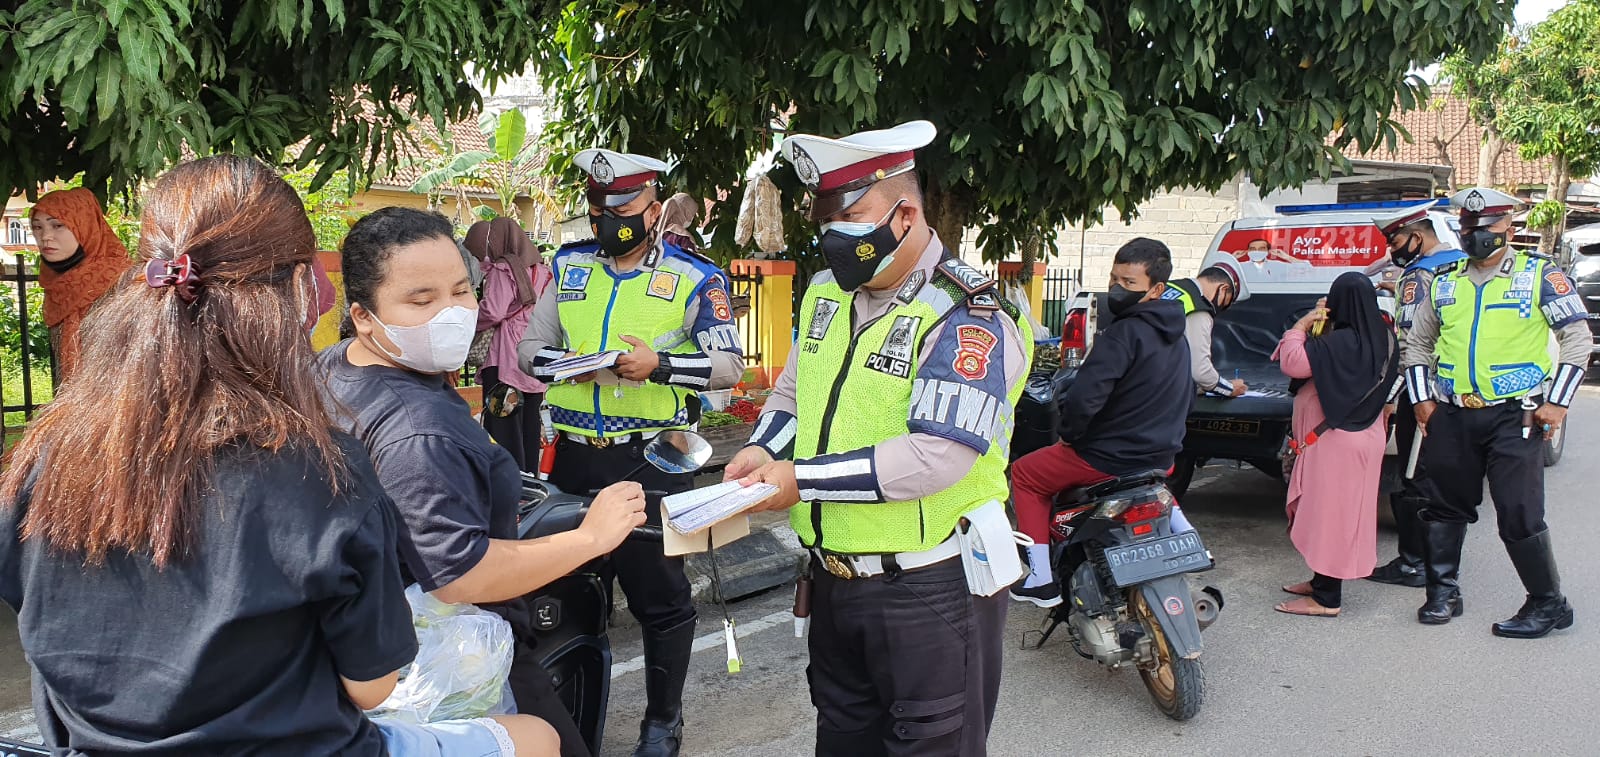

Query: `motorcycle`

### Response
(0, 386, 713, 756)
(1029, 470, 1223, 721)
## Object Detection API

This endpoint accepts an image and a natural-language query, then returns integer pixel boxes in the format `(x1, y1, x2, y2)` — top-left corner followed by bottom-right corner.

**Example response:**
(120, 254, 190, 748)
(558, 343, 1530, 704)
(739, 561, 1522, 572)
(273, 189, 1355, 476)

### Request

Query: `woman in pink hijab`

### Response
(465, 218, 553, 471)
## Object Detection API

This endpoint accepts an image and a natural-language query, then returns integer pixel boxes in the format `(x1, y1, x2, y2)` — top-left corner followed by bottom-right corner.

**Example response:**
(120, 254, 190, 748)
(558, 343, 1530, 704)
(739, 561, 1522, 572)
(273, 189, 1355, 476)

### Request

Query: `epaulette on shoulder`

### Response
(934, 258, 1004, 313)
(1524, 249, 1554, 262)
(1436, 259, 1465, 276)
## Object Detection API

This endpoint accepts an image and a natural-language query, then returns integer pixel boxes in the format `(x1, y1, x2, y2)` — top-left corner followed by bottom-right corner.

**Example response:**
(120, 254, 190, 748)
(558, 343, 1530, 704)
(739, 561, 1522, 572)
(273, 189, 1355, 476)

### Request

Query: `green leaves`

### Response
(0, 0, 554, 200)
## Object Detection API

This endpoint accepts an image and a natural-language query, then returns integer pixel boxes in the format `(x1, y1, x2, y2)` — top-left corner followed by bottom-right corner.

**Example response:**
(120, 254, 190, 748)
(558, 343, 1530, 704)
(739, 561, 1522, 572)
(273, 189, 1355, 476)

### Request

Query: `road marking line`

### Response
(611, 609, 795, 679)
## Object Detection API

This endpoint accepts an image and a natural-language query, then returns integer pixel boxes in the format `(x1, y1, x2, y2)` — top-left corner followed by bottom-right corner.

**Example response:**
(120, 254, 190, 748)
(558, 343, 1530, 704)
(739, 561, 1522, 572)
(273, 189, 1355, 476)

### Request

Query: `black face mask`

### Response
(1388, 233, 1422, 267)
(818, 201, 906, 291)
(592, 209, 650, 258)
(1107, 284, 1148, 317)
(42, 247, 86, 274)
(1461, 228, 1507, 260)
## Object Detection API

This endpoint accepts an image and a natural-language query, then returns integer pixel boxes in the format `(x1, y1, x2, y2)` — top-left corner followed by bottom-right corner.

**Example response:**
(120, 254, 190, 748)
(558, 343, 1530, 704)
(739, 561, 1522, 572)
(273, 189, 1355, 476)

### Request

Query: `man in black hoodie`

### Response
(1010, 238, 1195, 606)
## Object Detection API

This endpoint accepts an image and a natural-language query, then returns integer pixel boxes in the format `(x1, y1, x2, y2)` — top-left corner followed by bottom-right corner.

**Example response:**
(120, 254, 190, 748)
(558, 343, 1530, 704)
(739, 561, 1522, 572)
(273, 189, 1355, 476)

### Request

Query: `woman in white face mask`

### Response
(317, 208, 647, 757)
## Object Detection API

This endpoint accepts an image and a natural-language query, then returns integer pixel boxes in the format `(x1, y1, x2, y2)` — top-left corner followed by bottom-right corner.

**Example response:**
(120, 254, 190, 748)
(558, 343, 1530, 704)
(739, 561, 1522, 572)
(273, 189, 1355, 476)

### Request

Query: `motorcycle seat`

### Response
(1057, 469, 1169, 506)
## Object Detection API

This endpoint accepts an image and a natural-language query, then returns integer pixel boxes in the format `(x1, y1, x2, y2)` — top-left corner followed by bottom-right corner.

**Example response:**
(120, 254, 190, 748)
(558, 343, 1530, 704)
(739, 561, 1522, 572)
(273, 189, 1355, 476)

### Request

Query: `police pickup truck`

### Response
(1013, 200, 1564, 498)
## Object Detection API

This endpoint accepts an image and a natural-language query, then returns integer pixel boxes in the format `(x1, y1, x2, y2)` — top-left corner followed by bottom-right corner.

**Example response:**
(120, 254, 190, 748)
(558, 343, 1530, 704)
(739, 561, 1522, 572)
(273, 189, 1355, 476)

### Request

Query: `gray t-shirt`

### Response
(317, 341, 523, 591)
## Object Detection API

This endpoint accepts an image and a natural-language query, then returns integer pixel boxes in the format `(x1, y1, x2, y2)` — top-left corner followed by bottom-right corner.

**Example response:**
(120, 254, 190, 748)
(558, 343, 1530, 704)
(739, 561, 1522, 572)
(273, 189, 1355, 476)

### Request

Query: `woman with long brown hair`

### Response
(0, 156, 555, 756)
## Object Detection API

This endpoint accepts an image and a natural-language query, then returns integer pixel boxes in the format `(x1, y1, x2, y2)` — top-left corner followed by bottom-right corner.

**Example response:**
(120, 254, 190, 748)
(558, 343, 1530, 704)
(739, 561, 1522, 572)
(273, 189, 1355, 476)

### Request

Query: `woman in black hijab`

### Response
(1271, 271, 1400, 617)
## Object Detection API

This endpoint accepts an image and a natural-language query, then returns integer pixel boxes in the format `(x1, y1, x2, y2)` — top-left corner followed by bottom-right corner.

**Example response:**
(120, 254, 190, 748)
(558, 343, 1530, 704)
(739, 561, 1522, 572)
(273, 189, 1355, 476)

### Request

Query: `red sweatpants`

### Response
(1011, 442, 1113, 544)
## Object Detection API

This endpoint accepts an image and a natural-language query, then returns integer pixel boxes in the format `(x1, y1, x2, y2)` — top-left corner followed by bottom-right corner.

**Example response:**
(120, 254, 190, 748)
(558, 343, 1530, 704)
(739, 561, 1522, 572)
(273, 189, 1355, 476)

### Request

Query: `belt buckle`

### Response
(1462, 393, 1487, 409)
(591, 435, 613, 448)
(821, 553, 855, 580)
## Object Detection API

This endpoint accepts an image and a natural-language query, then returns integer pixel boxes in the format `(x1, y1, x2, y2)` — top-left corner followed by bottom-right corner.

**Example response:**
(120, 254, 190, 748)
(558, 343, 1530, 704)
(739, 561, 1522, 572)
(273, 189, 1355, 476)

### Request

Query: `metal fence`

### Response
(727, 270, 765, 369)
(988, 266, 1083, 338)
(2, 255, 55, 433)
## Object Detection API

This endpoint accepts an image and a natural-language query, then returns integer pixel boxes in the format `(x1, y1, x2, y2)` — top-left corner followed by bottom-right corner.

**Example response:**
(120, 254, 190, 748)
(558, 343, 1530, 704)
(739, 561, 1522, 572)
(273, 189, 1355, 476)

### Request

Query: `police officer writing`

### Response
(726, 121, 1031, 756)
(1402, 187, 1589, 638)
(1160, 258, 1250, 396)
(518, 149, 744, 756)
(1365, 204, 1465, 588)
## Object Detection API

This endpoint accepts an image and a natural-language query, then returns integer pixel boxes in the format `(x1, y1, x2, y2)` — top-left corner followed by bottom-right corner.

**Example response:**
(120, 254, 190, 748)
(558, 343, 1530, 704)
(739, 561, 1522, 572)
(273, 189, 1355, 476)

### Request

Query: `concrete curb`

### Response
(611, 513, 805, 630)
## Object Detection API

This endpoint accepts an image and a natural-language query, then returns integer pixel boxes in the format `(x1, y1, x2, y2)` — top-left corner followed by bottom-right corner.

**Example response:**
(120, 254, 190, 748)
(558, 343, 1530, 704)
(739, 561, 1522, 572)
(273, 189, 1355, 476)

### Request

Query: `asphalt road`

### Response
(601, 382, 1600, 756)
(0, 383, 1596, 755)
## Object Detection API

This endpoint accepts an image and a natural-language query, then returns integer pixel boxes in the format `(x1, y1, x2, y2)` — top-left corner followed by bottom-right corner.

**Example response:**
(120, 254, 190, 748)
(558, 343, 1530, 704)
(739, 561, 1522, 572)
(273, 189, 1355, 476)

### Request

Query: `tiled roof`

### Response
(1351, 90, 1552, 188)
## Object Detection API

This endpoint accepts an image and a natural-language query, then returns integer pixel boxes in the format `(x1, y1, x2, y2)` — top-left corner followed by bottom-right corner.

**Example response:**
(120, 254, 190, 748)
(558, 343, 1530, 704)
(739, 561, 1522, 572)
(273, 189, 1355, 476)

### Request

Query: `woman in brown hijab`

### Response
(464, 217, 553, 471)
(28, 188, 131, 381)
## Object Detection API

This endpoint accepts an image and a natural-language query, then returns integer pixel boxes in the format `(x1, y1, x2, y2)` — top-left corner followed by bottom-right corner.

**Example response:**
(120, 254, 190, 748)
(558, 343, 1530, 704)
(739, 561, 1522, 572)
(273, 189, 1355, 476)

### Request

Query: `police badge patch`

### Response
(952, 324, 998, 380)
(648, 270, 680, 300)
(591, 153, 616, 186)
(808, 299, 840, 340)
(562, 266, 592, 291)
(792, 145, 821, 187)
(864, 315, 921, 378)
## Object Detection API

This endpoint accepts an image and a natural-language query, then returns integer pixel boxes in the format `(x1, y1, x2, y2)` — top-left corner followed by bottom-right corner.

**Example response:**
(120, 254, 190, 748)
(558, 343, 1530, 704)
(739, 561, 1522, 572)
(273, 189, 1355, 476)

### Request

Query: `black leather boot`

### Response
(1368, 497, 1426, 587)
(1418, 519, 1467, 625)
(1492, 530, 1575, 639)
(634, 617, 695, 757)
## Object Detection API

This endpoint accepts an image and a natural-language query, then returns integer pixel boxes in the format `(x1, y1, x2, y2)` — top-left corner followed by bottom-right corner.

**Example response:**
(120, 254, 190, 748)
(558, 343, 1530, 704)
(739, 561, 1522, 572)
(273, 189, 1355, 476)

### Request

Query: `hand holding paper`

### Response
(663, 480, 781, 534)
(740, 460, 800, 513)
(613, 335, 660, 381)
(546, 350, 626, 382)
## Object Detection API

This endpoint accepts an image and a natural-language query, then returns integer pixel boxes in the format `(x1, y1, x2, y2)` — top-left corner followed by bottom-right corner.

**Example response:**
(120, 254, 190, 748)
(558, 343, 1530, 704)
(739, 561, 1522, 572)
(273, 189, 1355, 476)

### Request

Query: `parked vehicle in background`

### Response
(1014, 200, 1568, 499)
(1559, 222, 1600, 367)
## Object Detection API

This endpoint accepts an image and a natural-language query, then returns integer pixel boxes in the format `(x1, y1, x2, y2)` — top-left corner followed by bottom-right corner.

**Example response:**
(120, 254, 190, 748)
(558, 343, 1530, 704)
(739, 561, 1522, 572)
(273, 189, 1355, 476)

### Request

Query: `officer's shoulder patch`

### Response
(936, 258, 997, 296)
(1436, 259, 1464, 276)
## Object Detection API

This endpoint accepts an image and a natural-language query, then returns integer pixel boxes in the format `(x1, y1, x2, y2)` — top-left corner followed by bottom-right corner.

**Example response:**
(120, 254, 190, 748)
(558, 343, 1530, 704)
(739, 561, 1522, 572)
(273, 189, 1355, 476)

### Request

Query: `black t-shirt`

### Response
(317, 341, 522, 592)
(0, 435, 417, 756)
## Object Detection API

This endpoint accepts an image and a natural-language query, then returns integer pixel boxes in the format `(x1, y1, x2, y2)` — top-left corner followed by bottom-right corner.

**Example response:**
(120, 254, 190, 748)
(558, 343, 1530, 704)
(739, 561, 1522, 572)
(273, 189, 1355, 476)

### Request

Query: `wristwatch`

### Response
(648, 352, 674, 385)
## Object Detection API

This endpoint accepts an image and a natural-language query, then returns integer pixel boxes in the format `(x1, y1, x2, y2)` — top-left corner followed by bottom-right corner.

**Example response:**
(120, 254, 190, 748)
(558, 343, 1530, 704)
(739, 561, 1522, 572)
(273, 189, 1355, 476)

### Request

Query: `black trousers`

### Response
(1419, 402, 1547, 542)
(809, 559, 1006, 757)
(480, 367, 543, 473)
(548, 436, 697, 632)
(1387, 392, 1438, 561)
(1311, 572, 1342, 609)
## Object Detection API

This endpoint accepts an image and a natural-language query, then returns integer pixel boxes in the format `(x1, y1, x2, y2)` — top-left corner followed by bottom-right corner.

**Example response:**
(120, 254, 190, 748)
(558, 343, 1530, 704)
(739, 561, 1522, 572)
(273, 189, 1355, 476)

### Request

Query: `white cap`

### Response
(573, 149, 670, 207)
(1450, 187, 1523, 230)
(1198, 251, 1251, 302)
(1372, 202, 1436, 236)
(780, 120, 937, 220)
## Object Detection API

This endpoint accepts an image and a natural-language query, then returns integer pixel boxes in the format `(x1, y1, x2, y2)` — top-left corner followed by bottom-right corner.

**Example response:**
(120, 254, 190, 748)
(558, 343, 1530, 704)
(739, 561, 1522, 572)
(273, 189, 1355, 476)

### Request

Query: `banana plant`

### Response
(407, 109, 564, 231)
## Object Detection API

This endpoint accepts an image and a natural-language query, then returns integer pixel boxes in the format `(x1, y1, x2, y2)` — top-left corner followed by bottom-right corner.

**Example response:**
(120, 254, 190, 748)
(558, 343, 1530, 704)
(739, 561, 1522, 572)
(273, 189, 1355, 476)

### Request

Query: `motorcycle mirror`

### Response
(641, 430, 713, 475)
(485, 383, 524, 418)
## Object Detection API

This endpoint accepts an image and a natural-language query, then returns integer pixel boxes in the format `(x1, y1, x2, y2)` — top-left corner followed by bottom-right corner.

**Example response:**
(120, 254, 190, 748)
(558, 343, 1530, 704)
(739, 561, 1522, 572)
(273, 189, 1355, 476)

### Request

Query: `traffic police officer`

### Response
(518, 149, 743, 755)
(1366, 203, 1465, 587)
(1402, 187, 1589, 637)
(725, 121, 1031, 756)
(1160, 256, 1250, 396)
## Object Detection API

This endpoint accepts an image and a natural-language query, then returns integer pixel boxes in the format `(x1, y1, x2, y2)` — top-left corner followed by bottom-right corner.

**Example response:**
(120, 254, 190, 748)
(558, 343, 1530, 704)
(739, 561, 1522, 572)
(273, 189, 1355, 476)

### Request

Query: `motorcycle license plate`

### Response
(1102, 532, 1211, 587)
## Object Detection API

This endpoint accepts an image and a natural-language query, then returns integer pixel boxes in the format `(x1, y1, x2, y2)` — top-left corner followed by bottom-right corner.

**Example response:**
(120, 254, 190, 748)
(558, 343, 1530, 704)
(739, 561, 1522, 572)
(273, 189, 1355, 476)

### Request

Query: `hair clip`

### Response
(144, 254, 200, 302)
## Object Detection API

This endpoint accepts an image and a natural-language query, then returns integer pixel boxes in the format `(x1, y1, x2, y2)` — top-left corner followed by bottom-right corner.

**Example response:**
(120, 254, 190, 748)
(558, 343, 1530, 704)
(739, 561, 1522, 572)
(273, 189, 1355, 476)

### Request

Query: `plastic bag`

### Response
(367, 585, 515, 725)
(734, 174, 785, 255)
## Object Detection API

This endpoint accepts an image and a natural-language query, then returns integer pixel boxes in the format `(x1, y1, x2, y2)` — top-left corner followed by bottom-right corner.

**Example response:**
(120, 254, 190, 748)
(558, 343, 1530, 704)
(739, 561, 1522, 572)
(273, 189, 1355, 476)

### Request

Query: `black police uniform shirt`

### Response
(318, 340, 522, 591)
(0, 435, 416, 756)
